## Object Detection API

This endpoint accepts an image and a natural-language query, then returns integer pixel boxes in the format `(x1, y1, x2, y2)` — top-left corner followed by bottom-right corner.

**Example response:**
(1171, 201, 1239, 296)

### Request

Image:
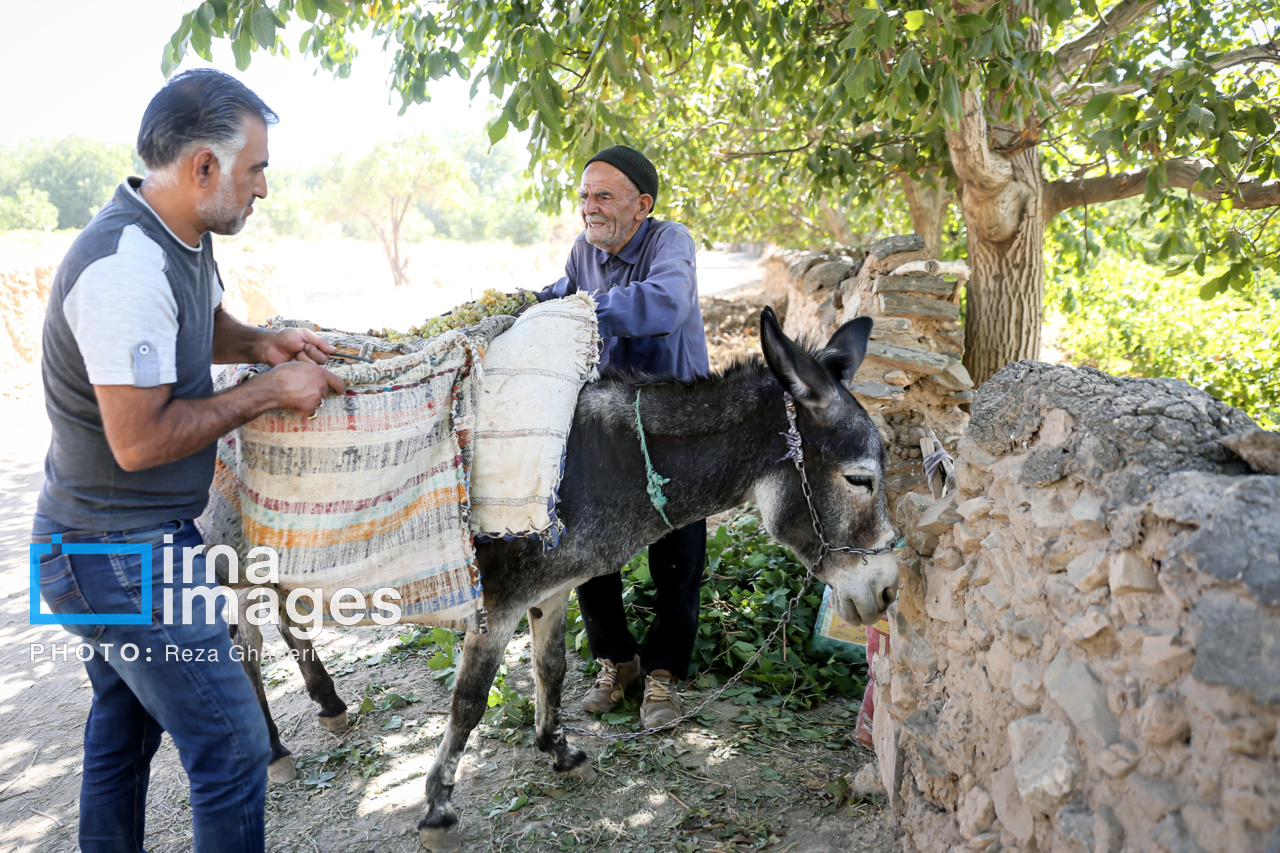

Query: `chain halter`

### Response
(780, 393, 896, 570)
(564, 391, 894, 741)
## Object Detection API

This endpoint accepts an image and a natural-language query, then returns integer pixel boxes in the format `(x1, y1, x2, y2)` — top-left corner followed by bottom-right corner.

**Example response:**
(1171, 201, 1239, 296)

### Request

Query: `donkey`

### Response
(231, 307, 899, 851)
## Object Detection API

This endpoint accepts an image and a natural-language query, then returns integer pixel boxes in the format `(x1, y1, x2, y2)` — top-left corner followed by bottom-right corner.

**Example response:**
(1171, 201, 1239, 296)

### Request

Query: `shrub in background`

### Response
(1047, 256, 1279, 429)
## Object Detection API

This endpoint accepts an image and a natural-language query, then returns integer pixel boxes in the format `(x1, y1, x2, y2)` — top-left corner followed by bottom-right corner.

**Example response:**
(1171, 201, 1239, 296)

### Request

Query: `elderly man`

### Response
(33, 69, 343, 853)
(539, 145, 710, 729)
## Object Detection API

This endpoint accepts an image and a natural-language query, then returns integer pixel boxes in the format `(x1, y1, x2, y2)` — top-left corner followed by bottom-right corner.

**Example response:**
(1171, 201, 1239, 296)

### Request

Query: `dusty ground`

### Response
(0, 238, 898, 852)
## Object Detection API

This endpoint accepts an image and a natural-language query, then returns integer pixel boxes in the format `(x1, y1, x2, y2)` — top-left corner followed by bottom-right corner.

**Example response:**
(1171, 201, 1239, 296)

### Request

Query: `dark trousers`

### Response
(576, 519, 707, 679)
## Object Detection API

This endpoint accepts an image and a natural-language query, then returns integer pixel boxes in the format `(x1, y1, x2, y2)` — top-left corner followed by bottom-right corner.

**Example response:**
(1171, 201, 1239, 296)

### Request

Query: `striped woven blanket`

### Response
(197, 316, 511, 631)
(197, 295, 601, 632)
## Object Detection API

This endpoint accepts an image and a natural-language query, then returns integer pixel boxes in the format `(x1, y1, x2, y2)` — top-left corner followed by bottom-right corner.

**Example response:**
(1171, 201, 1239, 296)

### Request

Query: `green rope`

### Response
(634, 389, 675, 530)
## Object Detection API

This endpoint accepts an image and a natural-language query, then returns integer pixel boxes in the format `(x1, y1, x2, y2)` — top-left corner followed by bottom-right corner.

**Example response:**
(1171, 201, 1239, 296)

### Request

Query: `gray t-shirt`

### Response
(38, 178, 223, 531)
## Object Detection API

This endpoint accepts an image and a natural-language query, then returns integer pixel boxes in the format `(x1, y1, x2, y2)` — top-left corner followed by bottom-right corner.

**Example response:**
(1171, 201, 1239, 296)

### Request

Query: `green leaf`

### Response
(904, 10, 926, 31)
(601, 711, 634, 724)
(231, 30, 253, 70)
(314, 0, 349, 18)
(1081, 92, 1115, 123)
(1199, 272, 1230, 300)
(297, 0, 317, 22)
(194, 3, 215, 34)
(250, 6, 276, 48)
(160, 44, 177, 78)
(955, 14, 988, 36)
(939, 71, 962, 123)
(190, 21, 213, 60)
(873, 13, 894, 50)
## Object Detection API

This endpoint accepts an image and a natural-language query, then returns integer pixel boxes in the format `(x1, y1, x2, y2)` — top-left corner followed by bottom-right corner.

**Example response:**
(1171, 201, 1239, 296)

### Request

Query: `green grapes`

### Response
(374, 289, 539, 341)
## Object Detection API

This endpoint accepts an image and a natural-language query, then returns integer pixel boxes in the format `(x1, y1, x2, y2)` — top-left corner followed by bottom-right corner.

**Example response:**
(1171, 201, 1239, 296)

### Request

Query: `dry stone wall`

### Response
(880, 361, 1280, 853)
(761, 235, 972, 505)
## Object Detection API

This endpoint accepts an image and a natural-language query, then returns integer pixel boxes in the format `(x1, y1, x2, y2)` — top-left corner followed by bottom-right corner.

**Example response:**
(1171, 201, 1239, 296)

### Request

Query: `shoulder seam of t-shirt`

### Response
(114, 223, 170, 273)
(62, 225, 180, 387)
(122, 180, 202, 253)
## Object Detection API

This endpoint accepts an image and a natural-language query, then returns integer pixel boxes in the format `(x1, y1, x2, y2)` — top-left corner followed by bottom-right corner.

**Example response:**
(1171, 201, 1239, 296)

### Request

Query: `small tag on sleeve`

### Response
(132, 341, 160, 388)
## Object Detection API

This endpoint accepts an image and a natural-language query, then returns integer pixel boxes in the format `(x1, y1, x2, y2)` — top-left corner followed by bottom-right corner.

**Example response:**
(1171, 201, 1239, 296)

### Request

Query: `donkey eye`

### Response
(844, 475, 874, 492)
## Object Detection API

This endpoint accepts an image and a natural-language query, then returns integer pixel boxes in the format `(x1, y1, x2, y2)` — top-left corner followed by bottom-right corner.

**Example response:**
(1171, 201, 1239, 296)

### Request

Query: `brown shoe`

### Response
(581, 655, 641, 714)
(640, 670, 682, 729)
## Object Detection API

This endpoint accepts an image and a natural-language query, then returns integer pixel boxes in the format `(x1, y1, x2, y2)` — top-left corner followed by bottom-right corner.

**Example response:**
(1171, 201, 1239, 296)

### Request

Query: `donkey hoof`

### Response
(319, 710, 349, 733)
(267, 755, 297, 784)
(560, 761, 596, 783)
(418, 824, 462, 852)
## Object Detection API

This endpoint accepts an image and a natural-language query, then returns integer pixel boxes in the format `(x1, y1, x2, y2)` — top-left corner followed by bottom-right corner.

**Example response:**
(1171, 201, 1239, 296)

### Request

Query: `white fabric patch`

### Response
(63, 224, 179, 387)
(469, 293, 601, 541)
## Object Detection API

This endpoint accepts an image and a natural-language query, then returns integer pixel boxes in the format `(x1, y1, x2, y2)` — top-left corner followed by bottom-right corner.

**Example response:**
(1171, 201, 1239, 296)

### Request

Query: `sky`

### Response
(0, 0, 494, 167)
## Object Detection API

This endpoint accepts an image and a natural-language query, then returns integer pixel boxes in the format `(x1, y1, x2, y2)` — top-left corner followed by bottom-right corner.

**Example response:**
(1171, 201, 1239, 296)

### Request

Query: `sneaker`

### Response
(640, 670, 681, 729)
(580, 654, 641, 714)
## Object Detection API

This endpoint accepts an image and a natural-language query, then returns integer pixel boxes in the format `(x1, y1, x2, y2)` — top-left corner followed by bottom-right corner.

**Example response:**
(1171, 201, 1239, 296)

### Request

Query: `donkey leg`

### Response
(231, 592, 296, 783)
(529, 591, 594, 780)
(419, 613, 517, 852)
(279, 615, 349, 733)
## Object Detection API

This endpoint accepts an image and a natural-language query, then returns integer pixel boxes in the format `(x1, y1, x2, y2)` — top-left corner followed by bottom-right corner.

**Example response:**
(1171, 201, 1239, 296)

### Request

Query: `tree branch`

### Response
(1049, 0, 1160, 88)
(945, 89, 1013, 194)
(1055, 41, 1280, 106)
(721, 141, 814, 159)
(1046, 156, 1280, 217)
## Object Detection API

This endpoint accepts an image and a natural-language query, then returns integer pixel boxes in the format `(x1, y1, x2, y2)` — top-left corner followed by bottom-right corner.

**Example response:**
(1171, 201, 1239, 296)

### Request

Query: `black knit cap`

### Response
(586, 144, 659, 203)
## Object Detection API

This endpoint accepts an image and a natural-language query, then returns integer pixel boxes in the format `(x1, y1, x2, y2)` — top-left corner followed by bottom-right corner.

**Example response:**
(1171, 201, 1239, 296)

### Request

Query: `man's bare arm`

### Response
(213, 306, 335, 366)
(96, 362, 345, 472)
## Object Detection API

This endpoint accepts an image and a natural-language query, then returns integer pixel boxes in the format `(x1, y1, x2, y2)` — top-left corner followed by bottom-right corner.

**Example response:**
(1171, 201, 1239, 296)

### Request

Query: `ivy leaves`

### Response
(565, 513, 866, 711)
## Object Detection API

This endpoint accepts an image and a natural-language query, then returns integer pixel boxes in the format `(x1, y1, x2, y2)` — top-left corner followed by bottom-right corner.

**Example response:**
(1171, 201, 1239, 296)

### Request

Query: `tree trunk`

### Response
(388, 208, 409, 288)
(817, 197, 856, 247)
(941, 0, 1050, 388)
(957, 151, 1046, 386)
(946, 75, 1048, 387)
(900, 173, 949, 260)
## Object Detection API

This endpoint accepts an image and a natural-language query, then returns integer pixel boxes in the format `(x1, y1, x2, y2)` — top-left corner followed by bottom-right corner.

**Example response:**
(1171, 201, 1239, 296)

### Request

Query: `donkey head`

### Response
(754, 307, 899, 626)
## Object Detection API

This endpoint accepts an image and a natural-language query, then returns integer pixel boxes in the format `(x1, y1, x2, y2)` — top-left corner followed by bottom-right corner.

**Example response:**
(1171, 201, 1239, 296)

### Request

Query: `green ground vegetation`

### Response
(1046, 199, 1280, 429)
(1047, 256, 1279, 429)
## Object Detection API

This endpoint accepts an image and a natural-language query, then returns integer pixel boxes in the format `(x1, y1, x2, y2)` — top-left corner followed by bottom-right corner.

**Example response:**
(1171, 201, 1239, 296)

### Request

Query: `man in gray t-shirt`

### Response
(33, 70, 343, 853)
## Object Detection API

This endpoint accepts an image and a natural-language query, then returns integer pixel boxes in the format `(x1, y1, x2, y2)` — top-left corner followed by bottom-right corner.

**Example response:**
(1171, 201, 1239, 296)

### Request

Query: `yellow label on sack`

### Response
(821, 606, 889, 646)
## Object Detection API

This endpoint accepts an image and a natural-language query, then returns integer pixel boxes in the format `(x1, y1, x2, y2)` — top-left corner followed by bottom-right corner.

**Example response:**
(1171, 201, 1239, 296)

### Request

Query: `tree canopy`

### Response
(167, 0, 1279, 381)
(0, 137, 137, 230)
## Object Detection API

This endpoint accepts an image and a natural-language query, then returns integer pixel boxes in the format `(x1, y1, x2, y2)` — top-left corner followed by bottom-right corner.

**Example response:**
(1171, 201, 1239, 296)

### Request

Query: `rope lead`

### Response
(634, 389, 675, 530)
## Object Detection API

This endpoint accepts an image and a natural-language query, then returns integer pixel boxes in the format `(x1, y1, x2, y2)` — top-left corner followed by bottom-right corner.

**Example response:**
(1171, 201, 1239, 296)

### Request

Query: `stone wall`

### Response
(879, 361, 1280, 853)
(761, 235, 973, 505)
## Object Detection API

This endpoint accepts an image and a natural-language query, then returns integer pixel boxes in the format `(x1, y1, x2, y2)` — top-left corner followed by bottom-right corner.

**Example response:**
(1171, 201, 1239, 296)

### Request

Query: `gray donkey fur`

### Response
(230, 308, 900, 851)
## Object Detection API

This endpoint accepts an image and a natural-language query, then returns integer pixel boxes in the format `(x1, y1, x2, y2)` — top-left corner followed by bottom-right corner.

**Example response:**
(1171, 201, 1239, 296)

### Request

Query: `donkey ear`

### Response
(816, 316, 873, 384)
(760, 306, 838, 408)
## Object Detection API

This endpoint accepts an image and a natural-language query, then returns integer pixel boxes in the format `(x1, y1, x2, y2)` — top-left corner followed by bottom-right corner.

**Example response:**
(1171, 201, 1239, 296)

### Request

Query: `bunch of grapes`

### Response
(368, 289, 539, 341)
(410, 289, 539, 339)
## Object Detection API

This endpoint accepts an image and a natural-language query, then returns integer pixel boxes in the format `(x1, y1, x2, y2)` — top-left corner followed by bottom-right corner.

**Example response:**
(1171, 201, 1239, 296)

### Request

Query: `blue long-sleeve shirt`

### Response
(539, 218, 710, 381)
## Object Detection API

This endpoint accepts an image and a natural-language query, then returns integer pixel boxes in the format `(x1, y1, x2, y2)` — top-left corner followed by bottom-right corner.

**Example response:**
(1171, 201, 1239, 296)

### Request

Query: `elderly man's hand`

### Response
(261, 327, 336, 366)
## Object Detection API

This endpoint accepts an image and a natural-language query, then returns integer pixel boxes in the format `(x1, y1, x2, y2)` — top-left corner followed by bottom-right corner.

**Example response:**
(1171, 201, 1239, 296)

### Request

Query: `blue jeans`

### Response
(32, 513, 270, 853)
